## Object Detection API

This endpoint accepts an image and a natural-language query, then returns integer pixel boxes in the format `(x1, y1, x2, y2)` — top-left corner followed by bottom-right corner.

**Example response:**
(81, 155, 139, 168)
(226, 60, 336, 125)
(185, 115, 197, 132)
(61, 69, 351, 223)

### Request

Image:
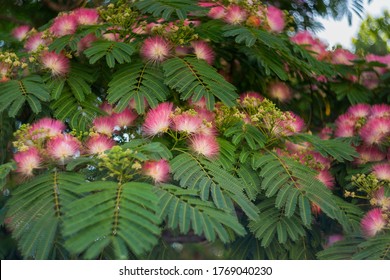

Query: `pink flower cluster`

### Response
(276, 141, 335, 189)
(12, 115, 173, 184)
(330, 103, 390, 165)
(93, 104, 138, 135)
(50, 8, 100, 37)
(13, 118, 81, 175)
(360, 208, 388, 237)
(237, 92, 305, 137)
(291, 31, 328, 60)
(268, 81, 292, 102)
(142, 101, 219, 158)
(203, 2, 286, 33)
(140, 36, 215, 65)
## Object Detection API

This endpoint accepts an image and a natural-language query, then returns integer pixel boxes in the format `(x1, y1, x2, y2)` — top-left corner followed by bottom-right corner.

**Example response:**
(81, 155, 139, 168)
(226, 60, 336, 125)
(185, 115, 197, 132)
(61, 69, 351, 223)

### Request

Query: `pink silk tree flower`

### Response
(172, 112, 203, 134)
(354, 145, 386, 165)
(41, 51, 70, 76)
(24, 32, 47, 52)
(370, 104, 390, 119)
(268, 81, 292, 102)
(140, 36, 171, 63)
(50, 14, 78, 37)
(224, 5, 247, 25)
(191, 40, 215, 65)
(112, 108, 138, 128)
(189, 134, 219, 158)
(266, 6, 285, 33)
(359, 118, 390, 146)
(143, 102, 174, 136)
(29, 118, 66, 139)
(316, 169, 335, 190)
(86, 134, 115, 155)
(47, 134, 81, 163)
(208, 6, 226, 19)
(93, 116, 116, 136)
(360, 208, 387, 237)
(346, 103, 371, 119)
(143, 159, 170, 183)
(14, 147, 42, 176)
(12, 25, 31, 41)
(331, 48, 357, 65)
(72, 8, 99, 25)
(372, 163, 390, 181)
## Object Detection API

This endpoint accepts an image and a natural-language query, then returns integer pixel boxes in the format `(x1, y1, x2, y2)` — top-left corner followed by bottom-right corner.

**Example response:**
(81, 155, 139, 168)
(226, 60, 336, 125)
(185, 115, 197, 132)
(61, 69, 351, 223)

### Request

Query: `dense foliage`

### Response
(0, 0, 389, 260)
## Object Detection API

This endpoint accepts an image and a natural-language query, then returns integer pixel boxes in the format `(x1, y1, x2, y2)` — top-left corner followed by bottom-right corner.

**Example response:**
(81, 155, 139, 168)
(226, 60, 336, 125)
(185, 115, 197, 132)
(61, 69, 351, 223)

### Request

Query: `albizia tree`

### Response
(0, 0, 389, 260)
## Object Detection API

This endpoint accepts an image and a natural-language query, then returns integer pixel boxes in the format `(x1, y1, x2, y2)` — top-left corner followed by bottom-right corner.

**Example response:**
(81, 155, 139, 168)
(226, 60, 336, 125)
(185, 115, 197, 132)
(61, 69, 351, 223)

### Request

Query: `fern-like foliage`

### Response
(162, 57, 238, 110)
(249, 199, 307, 247)
(316, 235, 364, 260)
(0, 75, 50, 117)
(134, 0, 204, 20)
(0, 162, 15, 188)
(331, 81, 371, 104)
(84, 40, 135, 68)
(51, 91, 102, 131)
(46, 63, 100, 130)
(288, 134, 359, 162)
(65, 63, 95, 102)
(157, 184, 246, 243)
(170, 152, 259, 220)
(5, 171, 84, 259)
(222, 26, 333, 79)
(224, 122, 267, 150)
(63, 181, 161, 259)
(121, 139, 173, 160)
(353, 234, 390, 260)
(49, 25, 106, 53)
(107, 61, 169, 113)
(252, 151, 355, 231)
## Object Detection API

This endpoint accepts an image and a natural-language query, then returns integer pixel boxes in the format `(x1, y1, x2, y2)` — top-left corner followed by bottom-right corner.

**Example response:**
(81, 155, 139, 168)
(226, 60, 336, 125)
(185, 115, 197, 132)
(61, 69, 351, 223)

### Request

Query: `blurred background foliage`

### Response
(0, 0, 373, 35)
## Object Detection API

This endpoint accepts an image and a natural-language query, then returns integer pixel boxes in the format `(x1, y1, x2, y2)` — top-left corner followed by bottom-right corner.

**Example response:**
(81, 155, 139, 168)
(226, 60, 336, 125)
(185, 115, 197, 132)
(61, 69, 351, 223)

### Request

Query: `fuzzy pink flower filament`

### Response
(29, 118, 66, 139)
(143, 159, 170, 183)
(189, 134, 219, 158)
(266, 6, 285, 33)
(140, 36, 171, 63)
(112, 108, 138, 128)
(331, 49, 356, 65)
(191, 41, 215, 65)
(47, 134, 81, 163)
(143, 102, 174, 136)
(355, 145, 386, 165)
(41, 51, 70, 76)
(359, 118, 390, 146)
(14, 147, 42, 176)
(72, 8, 99, 25)
(208, 6, 226, 19)
(172, 112, 203, 134)
(86, 134, 115, 155)
(50, 14, 78, 37)
(346, 103, 371, 119)
(12, 25, 31, 41)
(360, 208, 387, 237)
(224, 5, 247, 25)
(316, 170, 335, 190)
(25, 33, 47, 52)
(93, 116, 116, 136)
(268, 81, 292, 102)
(372, 163, 390, 181)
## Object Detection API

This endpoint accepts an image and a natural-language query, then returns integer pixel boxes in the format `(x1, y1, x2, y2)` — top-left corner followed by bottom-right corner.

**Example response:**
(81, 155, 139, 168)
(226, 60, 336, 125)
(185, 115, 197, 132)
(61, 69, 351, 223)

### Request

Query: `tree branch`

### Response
(0, 15, 30, 26)
(162, 231, 207, 243)
(42, 0, 85, 12)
